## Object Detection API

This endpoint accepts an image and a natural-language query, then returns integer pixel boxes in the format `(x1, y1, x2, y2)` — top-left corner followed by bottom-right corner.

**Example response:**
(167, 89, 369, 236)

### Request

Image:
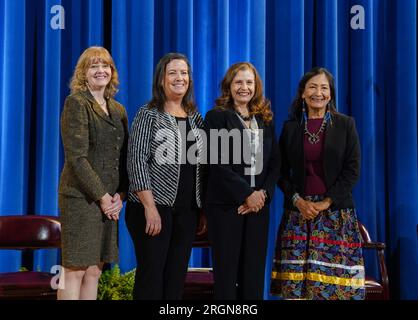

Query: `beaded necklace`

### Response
(303, 112, 330, 144)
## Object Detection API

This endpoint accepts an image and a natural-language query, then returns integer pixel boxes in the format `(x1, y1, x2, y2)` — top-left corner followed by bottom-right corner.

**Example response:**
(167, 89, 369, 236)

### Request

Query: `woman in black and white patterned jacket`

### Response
(126, 52, 206, 300)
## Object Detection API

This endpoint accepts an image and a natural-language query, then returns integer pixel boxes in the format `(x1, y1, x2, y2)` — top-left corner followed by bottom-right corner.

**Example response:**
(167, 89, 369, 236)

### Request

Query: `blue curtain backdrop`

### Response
(0, 0, 416, 299)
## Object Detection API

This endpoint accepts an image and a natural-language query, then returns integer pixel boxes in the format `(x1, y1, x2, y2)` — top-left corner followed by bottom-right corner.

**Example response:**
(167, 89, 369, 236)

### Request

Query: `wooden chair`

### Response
(183, 230, 214, 300)
(358, 221, 390, 300)
(0, 215, 61, 300)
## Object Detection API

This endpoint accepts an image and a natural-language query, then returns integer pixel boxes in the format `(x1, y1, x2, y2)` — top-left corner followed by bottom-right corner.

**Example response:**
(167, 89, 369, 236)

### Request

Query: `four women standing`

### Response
(59, 47, 364, 300)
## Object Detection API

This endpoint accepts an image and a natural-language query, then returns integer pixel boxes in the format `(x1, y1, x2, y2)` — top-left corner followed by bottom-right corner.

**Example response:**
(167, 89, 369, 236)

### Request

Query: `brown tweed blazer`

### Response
(59, 90, 129, 201)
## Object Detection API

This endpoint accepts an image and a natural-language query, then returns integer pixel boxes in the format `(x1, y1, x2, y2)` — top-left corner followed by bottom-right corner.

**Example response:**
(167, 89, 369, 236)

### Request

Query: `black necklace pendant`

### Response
(308, 135, 320, 144)
(236, 110, 251, 121)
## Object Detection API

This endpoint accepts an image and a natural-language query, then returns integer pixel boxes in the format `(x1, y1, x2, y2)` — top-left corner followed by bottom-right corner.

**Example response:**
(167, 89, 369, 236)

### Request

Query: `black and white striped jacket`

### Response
(127, 104, 205, 208)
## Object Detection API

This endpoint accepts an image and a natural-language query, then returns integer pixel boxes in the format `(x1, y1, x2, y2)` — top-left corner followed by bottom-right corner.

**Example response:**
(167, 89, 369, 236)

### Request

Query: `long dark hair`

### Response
(148, 52, 197, 115)
(289, 67, 338, 121)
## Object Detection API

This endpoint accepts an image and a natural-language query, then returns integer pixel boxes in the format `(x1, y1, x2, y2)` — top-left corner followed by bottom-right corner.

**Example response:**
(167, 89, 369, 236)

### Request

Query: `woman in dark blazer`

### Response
(270, 67, 365, 300)
(204, 62, 280, 300)
(58, 47, 128, 300)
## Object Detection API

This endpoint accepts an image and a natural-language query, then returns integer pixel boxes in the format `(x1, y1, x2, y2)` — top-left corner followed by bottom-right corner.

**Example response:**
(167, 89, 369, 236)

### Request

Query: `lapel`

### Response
(296, 120, 305, 165)
(80, 90, 115, 126)
(161, 110, 178, 132)
(322, 116, 335, 173)
(225, 109, 245, 130)
(255, 115, 265, 131)
(255, 116, 268, 160)
(107, 99, 121, 125)
(189, 113, 205, 161)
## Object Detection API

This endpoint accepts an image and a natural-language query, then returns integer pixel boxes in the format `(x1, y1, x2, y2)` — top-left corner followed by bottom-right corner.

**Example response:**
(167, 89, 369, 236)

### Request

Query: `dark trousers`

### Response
(125, 201, 198, 300)
(206, 205, 270, 300)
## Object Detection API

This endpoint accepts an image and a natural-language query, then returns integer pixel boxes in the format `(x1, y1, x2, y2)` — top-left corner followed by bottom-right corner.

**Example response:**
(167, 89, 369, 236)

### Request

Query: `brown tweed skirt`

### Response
(58, 195, 119, 268)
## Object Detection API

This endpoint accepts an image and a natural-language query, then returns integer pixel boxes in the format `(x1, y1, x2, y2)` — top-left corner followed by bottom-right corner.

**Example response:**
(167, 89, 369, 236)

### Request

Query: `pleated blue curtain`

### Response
(0, 0, 416, 299)
(32, 0, 64, 272)
(384, 0, 417, 299)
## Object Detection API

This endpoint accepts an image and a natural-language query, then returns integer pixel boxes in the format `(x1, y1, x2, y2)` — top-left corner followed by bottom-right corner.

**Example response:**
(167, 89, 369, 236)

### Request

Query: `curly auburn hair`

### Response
(214, 62, 273, 124)
(69, 46, 119, 98)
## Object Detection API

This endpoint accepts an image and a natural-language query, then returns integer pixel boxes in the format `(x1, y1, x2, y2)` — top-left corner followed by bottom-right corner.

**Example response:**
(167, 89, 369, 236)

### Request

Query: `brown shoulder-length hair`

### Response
(289, 67, 338, 121)
(214, 62, 273, 124)
(148, 52, 197, 115)
(70, 46, 119, 98)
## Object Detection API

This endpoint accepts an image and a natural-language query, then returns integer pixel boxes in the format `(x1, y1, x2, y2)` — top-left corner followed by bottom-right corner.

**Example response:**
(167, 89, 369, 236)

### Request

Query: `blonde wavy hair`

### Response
(215, 62, 273, 124)
(70, 46, 119, 98)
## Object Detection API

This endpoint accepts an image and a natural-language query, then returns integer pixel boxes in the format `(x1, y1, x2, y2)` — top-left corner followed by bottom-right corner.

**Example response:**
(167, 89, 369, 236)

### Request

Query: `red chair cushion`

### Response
(185, 271, 214, 285)
(365, 275, 385, 300)
(0, 271, 56, 299)
(183, 270, 214, 300)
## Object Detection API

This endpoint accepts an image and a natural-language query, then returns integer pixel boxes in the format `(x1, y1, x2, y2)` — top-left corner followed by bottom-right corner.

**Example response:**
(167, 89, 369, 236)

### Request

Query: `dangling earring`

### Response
(326, 102, 333, 126)
(301, 100, 307, 125)
(324, 103, 330, 121)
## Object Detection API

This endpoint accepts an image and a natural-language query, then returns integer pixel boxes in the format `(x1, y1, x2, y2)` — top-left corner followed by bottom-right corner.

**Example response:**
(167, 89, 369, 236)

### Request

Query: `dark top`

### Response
(304, 118, 326, 196)
(174, 117, 198, 209)
(204, 108, 280, 206)
(279, 113, 360, 210)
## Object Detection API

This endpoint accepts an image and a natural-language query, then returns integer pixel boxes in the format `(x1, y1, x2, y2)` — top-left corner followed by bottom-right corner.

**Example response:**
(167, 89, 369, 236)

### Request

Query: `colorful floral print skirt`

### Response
(270, 196, 365, 300)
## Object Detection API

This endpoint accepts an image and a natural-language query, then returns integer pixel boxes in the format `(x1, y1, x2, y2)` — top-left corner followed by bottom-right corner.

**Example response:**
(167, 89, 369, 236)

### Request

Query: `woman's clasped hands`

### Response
(294, 197, 332, 220)
(100, 193, 124, 220)
(237, 190, 266, 215)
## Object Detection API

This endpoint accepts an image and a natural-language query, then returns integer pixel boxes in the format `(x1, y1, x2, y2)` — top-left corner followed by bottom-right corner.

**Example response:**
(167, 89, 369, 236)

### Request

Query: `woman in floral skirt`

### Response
(270, 67, 365, 300)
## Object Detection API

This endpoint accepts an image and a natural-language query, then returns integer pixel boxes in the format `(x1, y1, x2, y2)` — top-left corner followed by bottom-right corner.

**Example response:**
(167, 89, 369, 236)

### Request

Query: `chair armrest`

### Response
(362, 242, 386, 250)
(362, 241, 390, 299)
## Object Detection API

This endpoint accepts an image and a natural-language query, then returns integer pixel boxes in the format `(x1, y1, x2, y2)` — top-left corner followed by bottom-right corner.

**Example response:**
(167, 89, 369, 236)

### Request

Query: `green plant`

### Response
(98, 265, 136, 300)
(19, 266, 41, 272)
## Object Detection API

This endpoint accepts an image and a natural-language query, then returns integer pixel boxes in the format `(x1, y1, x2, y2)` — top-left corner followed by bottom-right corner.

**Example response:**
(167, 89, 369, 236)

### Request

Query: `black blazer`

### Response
(279, 112, 360, 210)
(204, 108, 280, 206)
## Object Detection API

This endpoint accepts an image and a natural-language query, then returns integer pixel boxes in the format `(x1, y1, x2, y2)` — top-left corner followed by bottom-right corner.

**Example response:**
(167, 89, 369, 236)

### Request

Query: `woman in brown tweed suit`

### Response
(58, 47, 128, 300)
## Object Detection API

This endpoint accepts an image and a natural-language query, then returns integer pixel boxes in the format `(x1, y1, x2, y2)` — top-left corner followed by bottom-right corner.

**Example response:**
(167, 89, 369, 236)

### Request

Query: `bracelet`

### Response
(291, 193, 301, 206)
(261, 189, 268, 199)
